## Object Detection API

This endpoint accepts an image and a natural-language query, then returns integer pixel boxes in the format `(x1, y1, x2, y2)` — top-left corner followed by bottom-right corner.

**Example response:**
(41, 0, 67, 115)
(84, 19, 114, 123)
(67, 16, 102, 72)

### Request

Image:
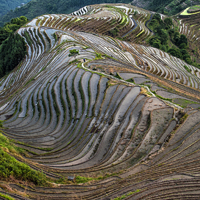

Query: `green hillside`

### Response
(0, 0, 132, 26)
(0, 0, 31, 16)
(131, 0, 200, 15)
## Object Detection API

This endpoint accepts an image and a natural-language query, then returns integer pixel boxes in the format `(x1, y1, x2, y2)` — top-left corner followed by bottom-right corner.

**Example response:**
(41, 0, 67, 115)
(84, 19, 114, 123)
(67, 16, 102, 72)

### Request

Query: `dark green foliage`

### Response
(168, 48, 183, 59)
(0, 16, 27, 78)
(109, 27, 119, 37)
(69, 49, 79, 57)
(115, 73, 122, 79)
(0, 16, 28, 45)
(0, 32, 27, 77)
(148, 14, 198, 67)
(0, 0, 31, 17)
(146, 0, 193, 15)
(0, 0, 132, 26)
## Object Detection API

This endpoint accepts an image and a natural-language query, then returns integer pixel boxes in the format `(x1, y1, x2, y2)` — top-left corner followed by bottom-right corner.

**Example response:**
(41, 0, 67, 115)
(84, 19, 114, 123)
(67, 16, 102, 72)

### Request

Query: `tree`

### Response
(164, 17, 173, 29)
(69, 49, 79, 57)
(0, 32, 26, 77)
(178, 34, 187, 46)
(0, 16, 28, 45)
(168, 47, 182, 59)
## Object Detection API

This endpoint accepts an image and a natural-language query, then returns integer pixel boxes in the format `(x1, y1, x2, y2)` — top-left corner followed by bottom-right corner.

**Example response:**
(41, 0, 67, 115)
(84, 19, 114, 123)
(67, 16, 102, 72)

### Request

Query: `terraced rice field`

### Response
(0, 3, 200, 200)
(178, 10, 200, 63)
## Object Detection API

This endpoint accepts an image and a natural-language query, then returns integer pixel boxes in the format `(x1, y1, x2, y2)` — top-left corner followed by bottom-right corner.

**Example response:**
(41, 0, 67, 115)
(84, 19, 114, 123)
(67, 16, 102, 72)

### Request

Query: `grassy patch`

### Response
(75, 175, 93, 183)
(136, 29, 144, 37)
(183, 65, 191, 73)
(113, 189, 141, 200)
(75, 18, 81, 22)
(0, 193, 14, 200)
(0, 133, 24, 155)
(172, 98, 199, 108)
(75, 173, 118, 184)
(95, 52, 102, 60)
(180, 7, 200, 16)
(0, 133, 48, 186)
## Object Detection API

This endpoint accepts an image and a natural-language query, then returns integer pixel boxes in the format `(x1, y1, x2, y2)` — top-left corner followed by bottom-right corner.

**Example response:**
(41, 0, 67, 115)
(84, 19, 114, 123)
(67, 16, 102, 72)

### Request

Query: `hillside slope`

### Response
(0, 0, 31, 16)
(0, 3, 200, 200)
(131, 0, 200, 15)
(0, 0, 132, 26)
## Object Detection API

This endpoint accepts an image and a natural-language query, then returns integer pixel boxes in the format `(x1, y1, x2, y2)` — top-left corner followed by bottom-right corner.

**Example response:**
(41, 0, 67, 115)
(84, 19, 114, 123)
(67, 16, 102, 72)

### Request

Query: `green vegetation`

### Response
(95, 52, 102, 60)
(151, 90, 172, 102)
(0, 133, 48, 185)
(0, 0, 131, 26)
(0, 16, 28, 45)
(75, 173, 118, 184)
(69, 49, 79, 57)
(189, 5, 200, 11)
(136, 29, 144, 37)
(106, 5, 128, 37)
(173, 98, 199, 108)
(126, 78, 135, 83)
(145, 0, 199, 16)
(113, 189, 141, 200)
(0, 0, 31, 17)
(75, 175, 93, 183)
(148, 14, 200, 68)
(183, 65, 191, 72)
(180, 6, 200, 15)
(0, 133, 25, 155)
(115, 73, 122, 79)
(0, 193, 14, 200)
(0, 16, 28, 78)
(109, 27, 119, 37)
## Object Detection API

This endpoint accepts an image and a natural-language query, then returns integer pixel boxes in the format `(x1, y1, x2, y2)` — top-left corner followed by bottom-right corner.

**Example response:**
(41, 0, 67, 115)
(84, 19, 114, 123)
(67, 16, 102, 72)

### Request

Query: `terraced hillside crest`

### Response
(0, 3, 200, 200)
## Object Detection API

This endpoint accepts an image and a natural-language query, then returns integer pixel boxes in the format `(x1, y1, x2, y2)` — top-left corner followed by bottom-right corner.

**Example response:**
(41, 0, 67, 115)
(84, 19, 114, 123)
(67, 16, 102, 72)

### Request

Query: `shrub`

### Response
(75, 175, 93, 183)
(69, 49, 79, 57)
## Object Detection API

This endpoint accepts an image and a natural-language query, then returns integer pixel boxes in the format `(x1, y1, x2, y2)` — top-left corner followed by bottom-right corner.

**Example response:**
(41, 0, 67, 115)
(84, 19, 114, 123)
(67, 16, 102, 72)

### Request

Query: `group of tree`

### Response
(148, 14, 199, 68)
(137, 0, 195, 16)
(0, 16, 28, 45)
(0, 0, 31, 17)
(0, 16, 28, 78)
